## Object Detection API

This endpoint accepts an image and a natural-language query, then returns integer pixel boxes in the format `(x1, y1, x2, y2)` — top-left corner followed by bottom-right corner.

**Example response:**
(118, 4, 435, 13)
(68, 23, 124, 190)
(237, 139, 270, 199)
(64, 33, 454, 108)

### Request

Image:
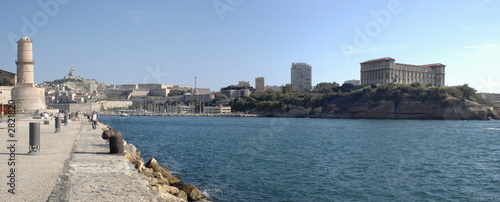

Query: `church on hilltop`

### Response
(64, 65, 83, 80)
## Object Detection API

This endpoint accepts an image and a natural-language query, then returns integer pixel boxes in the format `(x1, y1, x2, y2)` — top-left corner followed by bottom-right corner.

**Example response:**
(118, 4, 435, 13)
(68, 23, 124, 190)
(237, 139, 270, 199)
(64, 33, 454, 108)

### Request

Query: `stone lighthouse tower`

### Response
(16, 36, 35, 86)
(12, 36, 46, 113)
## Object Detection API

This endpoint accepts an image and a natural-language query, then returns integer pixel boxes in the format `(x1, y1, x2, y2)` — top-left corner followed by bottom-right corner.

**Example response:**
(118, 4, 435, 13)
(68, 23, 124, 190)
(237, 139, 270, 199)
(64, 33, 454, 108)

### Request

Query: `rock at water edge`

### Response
(177, 190, 188, 201)
(179, 184, 207, 201)
(146, 158, 181, 185)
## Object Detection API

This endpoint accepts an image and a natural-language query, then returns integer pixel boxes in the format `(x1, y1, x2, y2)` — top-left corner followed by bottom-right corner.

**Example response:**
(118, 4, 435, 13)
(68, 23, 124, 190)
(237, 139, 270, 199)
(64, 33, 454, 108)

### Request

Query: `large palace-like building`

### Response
(360, 57, 445, 86)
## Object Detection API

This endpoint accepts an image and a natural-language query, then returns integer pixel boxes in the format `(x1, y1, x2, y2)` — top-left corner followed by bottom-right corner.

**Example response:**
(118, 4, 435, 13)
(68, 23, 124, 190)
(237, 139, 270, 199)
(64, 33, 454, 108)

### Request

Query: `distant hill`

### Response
(43, 78, 109, 93)
(230, 83, 499, 120)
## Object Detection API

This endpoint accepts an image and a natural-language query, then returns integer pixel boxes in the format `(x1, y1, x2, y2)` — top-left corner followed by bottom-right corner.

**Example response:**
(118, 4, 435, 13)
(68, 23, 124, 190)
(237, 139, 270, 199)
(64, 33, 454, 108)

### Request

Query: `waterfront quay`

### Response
(100, 111, 259, 117)
(0, 116, 182, 201)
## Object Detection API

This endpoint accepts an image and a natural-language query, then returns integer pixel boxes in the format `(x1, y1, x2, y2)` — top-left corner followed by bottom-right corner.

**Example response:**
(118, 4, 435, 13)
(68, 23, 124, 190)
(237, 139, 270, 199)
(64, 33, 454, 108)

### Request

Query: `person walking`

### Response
(91, 111, 99, 129)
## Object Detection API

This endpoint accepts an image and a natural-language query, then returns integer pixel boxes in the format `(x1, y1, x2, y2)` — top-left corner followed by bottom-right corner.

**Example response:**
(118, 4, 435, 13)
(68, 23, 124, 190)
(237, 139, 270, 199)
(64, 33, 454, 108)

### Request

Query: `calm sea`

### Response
(99, 116, 500, 201)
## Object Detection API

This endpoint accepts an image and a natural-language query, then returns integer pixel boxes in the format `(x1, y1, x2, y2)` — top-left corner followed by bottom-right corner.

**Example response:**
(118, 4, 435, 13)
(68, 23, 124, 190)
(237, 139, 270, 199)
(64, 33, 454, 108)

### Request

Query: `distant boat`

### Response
(120, 113, 129, 117)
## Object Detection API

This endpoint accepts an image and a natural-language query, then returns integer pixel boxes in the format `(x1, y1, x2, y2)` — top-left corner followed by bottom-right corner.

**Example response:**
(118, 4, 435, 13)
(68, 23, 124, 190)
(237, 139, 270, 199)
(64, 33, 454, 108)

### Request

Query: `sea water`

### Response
(99, 116, 500, 201)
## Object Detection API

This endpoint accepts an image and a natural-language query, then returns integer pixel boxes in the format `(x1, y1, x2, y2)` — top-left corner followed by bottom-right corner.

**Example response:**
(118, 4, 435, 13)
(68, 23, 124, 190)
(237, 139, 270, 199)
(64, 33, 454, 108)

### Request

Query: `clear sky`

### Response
(1, 0, 499, 92)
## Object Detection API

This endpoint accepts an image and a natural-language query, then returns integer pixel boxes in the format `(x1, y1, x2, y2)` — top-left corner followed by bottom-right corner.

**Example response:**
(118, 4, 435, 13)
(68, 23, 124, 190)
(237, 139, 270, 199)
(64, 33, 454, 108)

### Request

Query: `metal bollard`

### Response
(64, 114, 68, 126)
(28, 122, 43, 155)
(101, 130, 124, 154)
(55, 116, 61, 133)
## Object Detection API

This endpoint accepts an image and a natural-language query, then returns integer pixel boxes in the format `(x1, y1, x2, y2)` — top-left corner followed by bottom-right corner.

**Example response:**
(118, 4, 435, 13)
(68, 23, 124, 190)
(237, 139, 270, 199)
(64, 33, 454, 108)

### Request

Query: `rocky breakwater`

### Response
(123, 142, 209, 202)
(98, 123, 210, 202)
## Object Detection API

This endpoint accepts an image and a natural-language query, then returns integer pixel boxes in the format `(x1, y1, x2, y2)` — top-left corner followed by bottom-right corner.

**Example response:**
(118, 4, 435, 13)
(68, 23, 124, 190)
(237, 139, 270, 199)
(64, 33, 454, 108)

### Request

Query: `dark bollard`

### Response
(55, 116, 61, 133)
(28, 122, 43, 155)
(64, 114, 68, 126)
(101, 130, 124, 154)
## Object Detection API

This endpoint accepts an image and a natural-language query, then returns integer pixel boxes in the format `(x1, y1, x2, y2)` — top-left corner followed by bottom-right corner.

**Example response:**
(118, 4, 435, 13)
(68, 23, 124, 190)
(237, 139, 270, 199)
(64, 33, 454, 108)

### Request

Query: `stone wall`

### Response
(98, 101, 133, 110)
(150, 89, 170, 97)
(105, 89, 129, 97)
(131, 90, 149, 97)
(0, 86, 13, 104)
(12, 87, 46, 113)
(48, 103, 100, 113)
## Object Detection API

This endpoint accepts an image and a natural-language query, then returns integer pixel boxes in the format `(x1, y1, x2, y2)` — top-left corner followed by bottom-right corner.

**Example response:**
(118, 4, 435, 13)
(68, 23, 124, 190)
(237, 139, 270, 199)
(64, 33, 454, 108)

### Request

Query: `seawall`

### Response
(97, 122, 211, 202)
(47, 120, 185, 201)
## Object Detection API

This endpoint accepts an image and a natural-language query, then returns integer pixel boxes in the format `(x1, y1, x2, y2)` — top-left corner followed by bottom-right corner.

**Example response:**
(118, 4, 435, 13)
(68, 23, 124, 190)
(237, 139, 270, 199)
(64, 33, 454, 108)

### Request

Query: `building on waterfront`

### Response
(172, 105, 195, 114)
(291, 63, 312, 91)
(360, 57, 445, 86)
(105, 84, 191, 98)
(203, 106, 231, 114)
(11, 36, 46, 113)
(478, 93, 500, 107)
(221, 81, 255, 99)
(255, 77, 265, 92)
(344, 79, 361, 86)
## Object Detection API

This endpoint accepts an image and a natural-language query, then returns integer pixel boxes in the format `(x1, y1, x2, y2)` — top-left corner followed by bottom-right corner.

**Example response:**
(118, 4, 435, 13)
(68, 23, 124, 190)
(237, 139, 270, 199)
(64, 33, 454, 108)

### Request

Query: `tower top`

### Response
(18, 36, 32, 43)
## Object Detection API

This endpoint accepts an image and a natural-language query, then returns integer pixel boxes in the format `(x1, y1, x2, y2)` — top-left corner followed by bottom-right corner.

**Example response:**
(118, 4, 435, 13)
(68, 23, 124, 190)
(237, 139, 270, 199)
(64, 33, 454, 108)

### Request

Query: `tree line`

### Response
(230, 82, 492, 113)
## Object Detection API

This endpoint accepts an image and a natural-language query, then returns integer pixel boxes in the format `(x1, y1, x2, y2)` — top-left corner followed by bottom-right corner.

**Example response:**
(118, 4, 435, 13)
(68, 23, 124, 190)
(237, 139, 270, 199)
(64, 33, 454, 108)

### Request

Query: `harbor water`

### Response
(99, 116, 500, 201)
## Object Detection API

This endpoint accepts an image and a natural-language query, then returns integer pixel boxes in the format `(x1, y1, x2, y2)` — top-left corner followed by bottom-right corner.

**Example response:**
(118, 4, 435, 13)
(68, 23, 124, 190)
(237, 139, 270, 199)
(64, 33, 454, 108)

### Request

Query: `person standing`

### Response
(91, 111, 99, 129)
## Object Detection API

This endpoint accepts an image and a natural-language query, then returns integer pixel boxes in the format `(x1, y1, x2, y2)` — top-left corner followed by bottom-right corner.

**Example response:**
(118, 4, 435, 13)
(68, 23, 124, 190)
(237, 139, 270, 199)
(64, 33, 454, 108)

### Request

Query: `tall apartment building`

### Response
(255, 77, 265, 92)
(360, 57, 445, 86)
(291, 62, 312, 91)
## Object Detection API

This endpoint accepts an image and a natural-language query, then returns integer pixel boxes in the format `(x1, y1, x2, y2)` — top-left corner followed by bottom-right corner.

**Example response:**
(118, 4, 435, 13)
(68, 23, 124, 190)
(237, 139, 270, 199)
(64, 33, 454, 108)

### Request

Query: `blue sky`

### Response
(1, 0, 499, 92)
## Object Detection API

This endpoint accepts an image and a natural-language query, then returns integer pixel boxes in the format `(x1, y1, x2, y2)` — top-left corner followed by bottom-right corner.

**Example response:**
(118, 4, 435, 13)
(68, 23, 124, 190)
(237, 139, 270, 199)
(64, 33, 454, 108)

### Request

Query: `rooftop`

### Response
(361, 57, 445, 67)
(360, 57, 395, 64)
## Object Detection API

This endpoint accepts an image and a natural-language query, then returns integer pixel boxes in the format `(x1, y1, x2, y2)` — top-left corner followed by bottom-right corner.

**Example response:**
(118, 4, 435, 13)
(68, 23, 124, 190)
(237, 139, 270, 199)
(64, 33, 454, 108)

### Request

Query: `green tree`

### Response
(282, 84, 296, 94)
(313, 82, 333, 92)
(340, 83, 355, 92)
(187, 98, 200, 106)
(168, 90, 185, 96)
(1, 76, 13, 86)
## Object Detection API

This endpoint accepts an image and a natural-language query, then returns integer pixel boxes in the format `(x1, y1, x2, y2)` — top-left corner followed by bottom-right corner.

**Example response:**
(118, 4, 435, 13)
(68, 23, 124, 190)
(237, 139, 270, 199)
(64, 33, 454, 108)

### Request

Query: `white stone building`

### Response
(360, 57, 445, 86)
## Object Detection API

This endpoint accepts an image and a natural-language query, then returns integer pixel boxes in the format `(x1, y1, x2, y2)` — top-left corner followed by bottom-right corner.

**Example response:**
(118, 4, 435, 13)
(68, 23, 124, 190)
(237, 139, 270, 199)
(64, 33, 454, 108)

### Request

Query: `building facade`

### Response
(291, 63, 312, 91)
(360, 57, 445, 86)
(255, 77, 265, 92)
(203, 106, 231, 114)
(221, 81, 255, 99)
(344, 79, 361, 86)
(478, 93, 500, 107)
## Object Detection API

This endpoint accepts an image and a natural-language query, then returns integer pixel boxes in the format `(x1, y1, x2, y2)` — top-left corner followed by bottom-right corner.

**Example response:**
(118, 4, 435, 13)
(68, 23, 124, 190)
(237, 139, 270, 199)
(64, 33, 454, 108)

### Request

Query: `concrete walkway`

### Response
(0, 116, 80, 202)
(1, 117, 182, 201)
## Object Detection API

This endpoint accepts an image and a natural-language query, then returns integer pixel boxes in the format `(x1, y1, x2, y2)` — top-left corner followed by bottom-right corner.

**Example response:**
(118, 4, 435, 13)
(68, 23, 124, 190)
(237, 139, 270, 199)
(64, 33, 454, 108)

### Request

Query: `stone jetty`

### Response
(1, 116, 208, 201)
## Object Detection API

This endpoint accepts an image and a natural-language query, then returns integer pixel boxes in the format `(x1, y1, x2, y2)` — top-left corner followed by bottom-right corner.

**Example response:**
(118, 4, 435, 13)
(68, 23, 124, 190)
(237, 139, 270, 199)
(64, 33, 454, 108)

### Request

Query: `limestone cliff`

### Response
(262, 97, 499, 120)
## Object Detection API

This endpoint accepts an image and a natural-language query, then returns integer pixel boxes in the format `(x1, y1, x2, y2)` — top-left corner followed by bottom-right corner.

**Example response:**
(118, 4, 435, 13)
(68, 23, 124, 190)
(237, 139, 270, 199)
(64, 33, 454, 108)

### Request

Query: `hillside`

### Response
(231, 83, 499, 120)
(43, 79, 109, 93)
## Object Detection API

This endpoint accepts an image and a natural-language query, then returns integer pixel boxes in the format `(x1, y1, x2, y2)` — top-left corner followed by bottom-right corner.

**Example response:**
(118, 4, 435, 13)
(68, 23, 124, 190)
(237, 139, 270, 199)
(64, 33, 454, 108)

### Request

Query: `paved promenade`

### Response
(1, 116, 182, 201)
(0, 116, 80, 201)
